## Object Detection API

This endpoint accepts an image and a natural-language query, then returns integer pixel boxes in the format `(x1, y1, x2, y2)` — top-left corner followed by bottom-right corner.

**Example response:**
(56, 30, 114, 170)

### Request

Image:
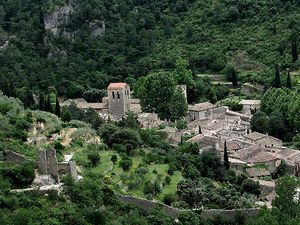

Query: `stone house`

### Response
(188, 102, 217, 121)
(229, 157, 247, 172)
(244, 132, 282, 148)
(239, 100, 261, 115)
(231, 146, 280, 173)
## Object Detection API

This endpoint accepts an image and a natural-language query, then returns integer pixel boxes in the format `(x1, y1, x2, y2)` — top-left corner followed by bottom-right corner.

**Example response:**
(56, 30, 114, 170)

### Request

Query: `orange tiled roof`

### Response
(107, 83, 127, 90)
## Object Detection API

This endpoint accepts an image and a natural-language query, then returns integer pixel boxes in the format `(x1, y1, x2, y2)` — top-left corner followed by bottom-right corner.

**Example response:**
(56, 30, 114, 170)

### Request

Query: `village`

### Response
(58, 82, 300, 205)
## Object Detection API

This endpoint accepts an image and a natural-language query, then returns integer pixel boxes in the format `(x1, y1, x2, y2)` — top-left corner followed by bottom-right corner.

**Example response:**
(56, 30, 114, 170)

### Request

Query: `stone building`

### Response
(108, 82, 131, 119)
(239, 100, 261, 115)
(244, 132, 282, 148)
(188, 102, 217, 121)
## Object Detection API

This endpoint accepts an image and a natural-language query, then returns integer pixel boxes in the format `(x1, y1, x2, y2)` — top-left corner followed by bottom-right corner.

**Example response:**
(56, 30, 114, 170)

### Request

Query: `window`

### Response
(117, 92, 120, 99)
(112, 92, 115, 99)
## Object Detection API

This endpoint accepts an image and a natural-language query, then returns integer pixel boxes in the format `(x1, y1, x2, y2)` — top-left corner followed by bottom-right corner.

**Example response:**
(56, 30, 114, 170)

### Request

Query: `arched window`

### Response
(117, 92, 120, 99)
(112, 92, 115, 99)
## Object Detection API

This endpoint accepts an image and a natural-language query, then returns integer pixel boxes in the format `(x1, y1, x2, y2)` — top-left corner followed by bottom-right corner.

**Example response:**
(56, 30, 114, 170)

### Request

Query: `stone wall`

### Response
(4, 150, 28, 164)
(116, 194, 260, 221)
(38, 149, 78, 182)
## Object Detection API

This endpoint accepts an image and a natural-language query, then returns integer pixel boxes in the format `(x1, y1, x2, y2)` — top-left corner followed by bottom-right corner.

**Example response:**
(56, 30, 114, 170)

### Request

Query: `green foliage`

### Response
(87, 151, 101, 167)
(110, 154, 118, 164)
(260, 88, 300, 141)
(241, 179, 261, 197)
(119, 158, 133, 171)
(250, 111, 270, 134)
(0, 162, 35, 188)
(136, 72, 187, 121)
(223, 64, 238, 86)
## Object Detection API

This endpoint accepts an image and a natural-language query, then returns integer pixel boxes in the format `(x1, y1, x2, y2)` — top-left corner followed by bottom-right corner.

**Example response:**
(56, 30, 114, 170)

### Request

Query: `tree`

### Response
(45, 94, 52, 112)
(272, 176, 300, 224)
(136, 72, 187, 120)
(286, 71, 292, 89)
(224, 141, 229, 170)
(274, 64, 281, 88)
(118, 111, 141, 129)
(111, 128, 141, 151)
(292, 38, 298, 62)
(247, 208, 279, 225)
(119, 158, 133, 171)
(111, 155, 118, 164)
(38, 92, 45, 110)
(98, 123, 119, 147)
(223, 64, 238, 86)
(174, 58, 194, 86)
(250, 111, 270, 134)
(241, 179, 261, 197)
(55, 96, 60, 117)
(87, 151, 101, 167)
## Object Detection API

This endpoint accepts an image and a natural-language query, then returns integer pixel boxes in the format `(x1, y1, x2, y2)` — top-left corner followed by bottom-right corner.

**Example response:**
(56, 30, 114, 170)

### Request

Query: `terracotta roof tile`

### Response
(107, 82, 127, 90)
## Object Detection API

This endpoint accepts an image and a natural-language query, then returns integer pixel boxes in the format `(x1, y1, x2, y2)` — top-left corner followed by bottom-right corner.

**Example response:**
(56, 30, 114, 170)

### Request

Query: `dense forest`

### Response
(1, 0, 300, 98)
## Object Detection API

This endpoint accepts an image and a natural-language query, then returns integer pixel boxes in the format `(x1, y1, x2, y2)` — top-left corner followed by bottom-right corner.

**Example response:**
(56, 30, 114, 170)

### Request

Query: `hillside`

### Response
(1, 0, 300, 97)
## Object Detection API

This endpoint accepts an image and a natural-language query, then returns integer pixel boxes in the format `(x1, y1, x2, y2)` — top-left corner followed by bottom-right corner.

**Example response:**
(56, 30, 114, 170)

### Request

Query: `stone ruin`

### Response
(38, 149, 78, 183)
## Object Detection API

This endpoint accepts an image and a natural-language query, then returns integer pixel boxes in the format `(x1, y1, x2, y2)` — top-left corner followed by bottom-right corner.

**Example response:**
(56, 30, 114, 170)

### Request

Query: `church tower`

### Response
(107, 83, 131, 119)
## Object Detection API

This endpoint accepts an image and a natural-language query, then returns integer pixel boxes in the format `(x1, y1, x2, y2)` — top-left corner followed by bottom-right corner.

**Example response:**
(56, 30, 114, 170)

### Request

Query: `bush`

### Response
(143, 180, 161, 196)
(241, 179, 261, 196)
(119, 158, 133, 171)
(87, 151, 101, 167)
(163, 193, 175, 206)
(164, 175, 172, 185)
(111, 155, 118, 164)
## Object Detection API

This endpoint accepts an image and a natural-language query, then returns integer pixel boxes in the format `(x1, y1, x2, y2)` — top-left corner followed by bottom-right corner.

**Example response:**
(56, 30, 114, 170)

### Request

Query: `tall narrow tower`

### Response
(107, 83, 131, 119)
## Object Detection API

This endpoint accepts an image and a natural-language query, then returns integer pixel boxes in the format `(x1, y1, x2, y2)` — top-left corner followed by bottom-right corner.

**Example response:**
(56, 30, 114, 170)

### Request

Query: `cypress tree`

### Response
(286, 70, 292, 89)
(224, 141, 230, 170)
(274, 64, 281, 88)
(55, 96, 61, 117)
(45, 94, 52, 112)
(231, 68, 238, 86)
(38, 93, 45, 110)
(292, 38, 298, 62)
(8, 80, 16, 97)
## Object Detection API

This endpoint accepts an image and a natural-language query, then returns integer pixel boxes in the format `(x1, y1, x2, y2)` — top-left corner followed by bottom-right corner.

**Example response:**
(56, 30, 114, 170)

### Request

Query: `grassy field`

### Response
(74, 148, 183, 202)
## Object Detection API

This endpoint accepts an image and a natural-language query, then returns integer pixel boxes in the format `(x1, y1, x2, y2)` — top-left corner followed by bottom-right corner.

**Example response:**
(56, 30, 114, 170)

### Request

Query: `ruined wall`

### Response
(57, 161, 78, 181)
(38, 149, 78, 182)
(116, 194, 260, 221)
(4, 151, 28, 164)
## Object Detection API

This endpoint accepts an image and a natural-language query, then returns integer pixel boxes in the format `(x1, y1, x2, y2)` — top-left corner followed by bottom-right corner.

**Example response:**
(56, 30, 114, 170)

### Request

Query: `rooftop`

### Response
(107, 82, 128, 90)
(188, 102, 216, 111)
(244, 132, 267, 141)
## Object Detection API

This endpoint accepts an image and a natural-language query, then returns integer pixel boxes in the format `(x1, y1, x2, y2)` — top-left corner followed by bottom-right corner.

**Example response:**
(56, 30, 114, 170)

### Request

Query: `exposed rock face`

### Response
(44, 4, 75, 38)
(89, 20, 106, 37)
(0, 40, 9, 50)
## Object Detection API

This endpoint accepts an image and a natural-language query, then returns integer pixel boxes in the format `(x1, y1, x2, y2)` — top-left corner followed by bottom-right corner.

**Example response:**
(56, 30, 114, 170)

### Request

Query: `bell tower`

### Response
(107, 83, 131, 119)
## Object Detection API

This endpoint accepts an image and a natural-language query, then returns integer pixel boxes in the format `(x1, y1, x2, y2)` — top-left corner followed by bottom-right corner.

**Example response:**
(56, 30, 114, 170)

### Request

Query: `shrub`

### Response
(241, 179, 261, 196)
(164, 175, 172, 185)
(111, 155, 118, 164)
(119, 158, 133, 171)
(163, 193, 175, 206)
(87, 151, 101, 167)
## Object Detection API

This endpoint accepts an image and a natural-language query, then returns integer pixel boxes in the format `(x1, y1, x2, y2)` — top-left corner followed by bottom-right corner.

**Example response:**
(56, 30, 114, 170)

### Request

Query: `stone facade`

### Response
(108, 83, 131, 119)
(239, 100, 261, 116)
(38, 149, 78, 182)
